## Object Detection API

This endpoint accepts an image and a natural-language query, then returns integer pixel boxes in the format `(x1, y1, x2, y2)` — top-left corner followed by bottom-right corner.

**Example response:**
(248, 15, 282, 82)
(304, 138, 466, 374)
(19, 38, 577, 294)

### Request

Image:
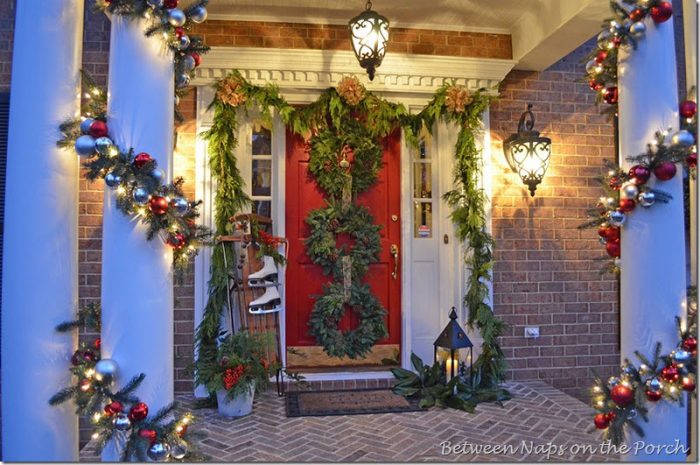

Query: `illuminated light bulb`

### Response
(593, 386, 602, 393)
(607, 170, 616, 176)
(165, 197, 171, 202)
(188, 245, 196, 251)
(597, 400, 604, 407)
(92, 433, 100, 440)
(621, 380, 631, 388)
(182, 416, 190, 424)
(670, 386, 677, 394)
(84, 93, 91, 99)
(93, 412, 102, 422)
(85, 368, 95, 378)
(175, 425, 183, 433)
(81, 382, 91, 392)
(116, 186, 126, 195)
(92, 88, 100, 96)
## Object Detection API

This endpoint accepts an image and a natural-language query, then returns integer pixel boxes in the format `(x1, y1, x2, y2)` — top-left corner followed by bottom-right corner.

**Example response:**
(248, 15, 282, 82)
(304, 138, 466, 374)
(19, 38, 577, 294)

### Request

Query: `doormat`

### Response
(286, 388, 422, 417)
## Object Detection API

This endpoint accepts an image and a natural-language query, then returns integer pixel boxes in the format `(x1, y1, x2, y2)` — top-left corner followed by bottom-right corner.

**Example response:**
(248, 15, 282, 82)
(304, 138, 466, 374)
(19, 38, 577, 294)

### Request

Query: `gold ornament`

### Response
(217, 77, 247, 107)
(337, 76, 366, 106)
(445, 85, 471, 113)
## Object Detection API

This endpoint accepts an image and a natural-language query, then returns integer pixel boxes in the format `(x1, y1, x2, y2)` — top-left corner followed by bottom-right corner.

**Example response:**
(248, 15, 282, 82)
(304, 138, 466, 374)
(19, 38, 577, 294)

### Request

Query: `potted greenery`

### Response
(196, 330, 276, 417)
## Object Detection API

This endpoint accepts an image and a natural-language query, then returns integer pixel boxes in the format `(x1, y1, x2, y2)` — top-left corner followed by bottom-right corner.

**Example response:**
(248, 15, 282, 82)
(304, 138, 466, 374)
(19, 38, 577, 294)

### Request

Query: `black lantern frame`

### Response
(503, 103, 552, 197)
(348, 0, 389, 81)
(434, 307, 473, 381)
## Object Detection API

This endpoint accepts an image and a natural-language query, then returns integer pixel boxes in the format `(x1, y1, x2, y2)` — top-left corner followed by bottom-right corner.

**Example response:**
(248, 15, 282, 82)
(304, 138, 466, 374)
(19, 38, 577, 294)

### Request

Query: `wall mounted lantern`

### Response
(348, 0, 389, 81)
(503, 104, 552, 197)
(434, 308, 473, 382)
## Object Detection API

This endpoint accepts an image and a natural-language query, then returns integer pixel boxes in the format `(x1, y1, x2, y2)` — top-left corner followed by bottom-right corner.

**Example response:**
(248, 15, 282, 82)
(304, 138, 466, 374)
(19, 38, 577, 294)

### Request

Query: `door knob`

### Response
(390, 244, 399, 279)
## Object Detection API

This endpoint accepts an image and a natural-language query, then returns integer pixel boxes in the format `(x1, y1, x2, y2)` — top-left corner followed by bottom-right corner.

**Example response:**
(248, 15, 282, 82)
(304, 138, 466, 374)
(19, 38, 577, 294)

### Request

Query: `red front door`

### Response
(285, 128, 402, 363)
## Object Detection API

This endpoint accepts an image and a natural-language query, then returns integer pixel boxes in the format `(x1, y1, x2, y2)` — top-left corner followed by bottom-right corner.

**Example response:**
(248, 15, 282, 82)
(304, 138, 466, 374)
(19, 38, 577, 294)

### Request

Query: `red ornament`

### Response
(651, 1, 673, 23)
(598, 225, 609, 238)
(605, 411, 616, 421)
(595, 50, 608, 64)
(645, 389, 663, 402)
(191, 52, 201, 67)
(134, 152, 153, 168)
(83, 349, 97, 362)
(149, 196, 169, 215)
(166, 232, 186, 250)
(94, 338, 101, 349)
(629, 8, 645, 22)
(687, 153, 698, 169)
(594, 413, 610, 429)
(610, 384, 634, 407)
(175, 27, 185, 38)
(604, 227, 620, 243)
(80, 379, 93, 393)
(654, 162, 677, 181)
(608, 176, 623, 190)
(128, 402, 149, 422)
(178, 424, 188, 436)
(104, 401, 124, 416)
(618, 198, 636, 213)
(682, 336, 697, 354)
(89, 120, 109, 138)
(682, 376, 696, 392)
(589, 79, 604, 91)
(661, 365, 680, 383)
(629, 165, 651, 185)
(163, 0, 178, 8)
(606, 240, 621, 258)
(138, 429, 158, 444)
(603, 87, 618, 105)
(612, 37, 622, 48)
(680, 100, 697, 119)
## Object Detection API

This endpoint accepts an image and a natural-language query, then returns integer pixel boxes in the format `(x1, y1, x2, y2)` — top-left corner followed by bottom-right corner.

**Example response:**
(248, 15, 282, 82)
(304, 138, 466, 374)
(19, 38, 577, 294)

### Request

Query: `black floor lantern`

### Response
(434, 307, 473, 382)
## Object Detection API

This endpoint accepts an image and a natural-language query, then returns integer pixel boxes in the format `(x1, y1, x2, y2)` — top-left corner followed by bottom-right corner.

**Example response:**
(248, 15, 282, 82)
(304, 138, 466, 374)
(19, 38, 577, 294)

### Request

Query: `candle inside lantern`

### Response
(445, 357, 456, 381)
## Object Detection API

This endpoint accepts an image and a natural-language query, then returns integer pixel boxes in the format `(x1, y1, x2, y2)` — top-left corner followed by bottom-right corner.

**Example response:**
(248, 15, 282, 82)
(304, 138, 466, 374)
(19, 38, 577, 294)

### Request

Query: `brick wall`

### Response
(489, 41, 620, 399)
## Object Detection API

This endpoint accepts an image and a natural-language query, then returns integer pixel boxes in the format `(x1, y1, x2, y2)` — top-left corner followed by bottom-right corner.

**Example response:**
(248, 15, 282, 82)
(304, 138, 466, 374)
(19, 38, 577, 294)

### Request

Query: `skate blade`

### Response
(249, 306, 282, 315)
(247, 276, 278, 287)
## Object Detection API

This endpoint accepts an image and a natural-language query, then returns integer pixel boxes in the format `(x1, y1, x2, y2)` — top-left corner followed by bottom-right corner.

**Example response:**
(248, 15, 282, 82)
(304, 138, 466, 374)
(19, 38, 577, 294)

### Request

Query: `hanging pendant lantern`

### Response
(503, 104, 552, 197)
(348, 0, 390, 81)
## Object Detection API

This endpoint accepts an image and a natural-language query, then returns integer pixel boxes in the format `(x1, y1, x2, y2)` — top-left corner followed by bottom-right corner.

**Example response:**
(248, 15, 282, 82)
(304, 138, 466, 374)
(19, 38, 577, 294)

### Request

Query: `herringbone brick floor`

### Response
(81, 381, 619, 462)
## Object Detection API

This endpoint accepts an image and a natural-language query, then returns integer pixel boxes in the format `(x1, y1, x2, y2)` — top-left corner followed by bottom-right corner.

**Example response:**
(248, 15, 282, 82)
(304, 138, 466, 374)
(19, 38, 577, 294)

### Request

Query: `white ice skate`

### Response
(249, 286, 282, 314)
(247, 256, 278, 287)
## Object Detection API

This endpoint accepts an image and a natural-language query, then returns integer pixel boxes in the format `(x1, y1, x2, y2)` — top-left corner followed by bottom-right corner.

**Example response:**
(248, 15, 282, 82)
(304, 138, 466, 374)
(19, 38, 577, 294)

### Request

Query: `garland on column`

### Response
(195, 72, 508, 392)
(49, 303, 204, 461)
(57, 72, 211, 272)
(580, 0, 698, 445)
(97, 0, 210, 120)
(584, 0, 674, 117)
(590, 289, 697, 445)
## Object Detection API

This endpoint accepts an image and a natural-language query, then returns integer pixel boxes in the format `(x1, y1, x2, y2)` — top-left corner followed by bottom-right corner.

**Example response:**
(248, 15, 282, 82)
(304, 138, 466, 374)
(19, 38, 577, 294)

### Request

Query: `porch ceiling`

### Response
(207, 0, 611, 71)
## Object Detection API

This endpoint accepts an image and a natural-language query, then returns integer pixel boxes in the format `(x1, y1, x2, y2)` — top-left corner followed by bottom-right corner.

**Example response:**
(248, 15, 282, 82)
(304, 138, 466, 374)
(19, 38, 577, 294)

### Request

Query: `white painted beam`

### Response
(512, 0, 611, 71)
(1, 0, 83, 460)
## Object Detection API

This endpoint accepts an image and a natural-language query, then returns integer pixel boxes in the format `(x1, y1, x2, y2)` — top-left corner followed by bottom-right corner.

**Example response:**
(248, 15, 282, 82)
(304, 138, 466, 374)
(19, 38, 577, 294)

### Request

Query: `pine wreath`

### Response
(308, 282, 388, 359)
(307, 121, 383, 199)
(304, 203, 382, 279)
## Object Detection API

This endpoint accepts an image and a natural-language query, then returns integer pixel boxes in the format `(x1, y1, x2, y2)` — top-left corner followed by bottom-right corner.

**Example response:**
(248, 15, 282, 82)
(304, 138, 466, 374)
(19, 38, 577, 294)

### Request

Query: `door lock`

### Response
(444, 234, 449, 244)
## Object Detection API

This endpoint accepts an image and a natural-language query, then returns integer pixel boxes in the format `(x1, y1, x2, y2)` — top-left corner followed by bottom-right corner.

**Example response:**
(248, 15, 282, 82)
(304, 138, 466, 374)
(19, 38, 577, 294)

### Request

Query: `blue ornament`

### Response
(105, 172, 122, 188)
(80, 118, 95, 134)
(171, 197, 189, 214)
(133, 187, 149, 205)
(75, 135, 96, 157)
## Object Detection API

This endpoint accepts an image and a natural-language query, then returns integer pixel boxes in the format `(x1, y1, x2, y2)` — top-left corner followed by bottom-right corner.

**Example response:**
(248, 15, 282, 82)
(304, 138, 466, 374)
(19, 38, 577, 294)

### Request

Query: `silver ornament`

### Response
(190, 5, 208, 23)
(151, 169, 166, 183)
(608, 376, 620, 387)
(94, 358, 119, 383)
(585, 59, 597, 73)
(95, 136, 114, 156)
(609, 20, 622, 35)
(80, 118, 95, 134)
(613, 258, 621, 268)
(182, 54, 196, 72)
(134, 187, 150, 205)
(639, 363, 650, 375)
(105, 172, 123, 188)
(620, 182, 639, 200)
(167, 9, 186, 27)
(627, 408, 637, 419)
(672, 349, 692, 366)
(113, 413, 131, 431)
(147, 442, 171, 462)
(599, 237, 608, 245)
(629, 21, 646, 38)
(608, 210, 626, 227)
(172, 197, 190, 214)
(75, 135, 96, 157)
(637, 191, 656, 208)
(175, 95, 181, 106)
(147, 0, 164, 7)
(647, 377, 662, 392)
(597, 30, 612, 48)
(176, 73, 191, 89)
(178, 34, 191, 50)
(170, 440, 189, 460)
(671, 129, 695, 147)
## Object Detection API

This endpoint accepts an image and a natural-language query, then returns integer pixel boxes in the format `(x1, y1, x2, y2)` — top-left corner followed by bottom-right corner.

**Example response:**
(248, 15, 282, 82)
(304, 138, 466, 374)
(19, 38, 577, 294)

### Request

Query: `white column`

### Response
(101, 15, 174, 459)
(0, 0, 83, 461)
(618, 4, 687, 460)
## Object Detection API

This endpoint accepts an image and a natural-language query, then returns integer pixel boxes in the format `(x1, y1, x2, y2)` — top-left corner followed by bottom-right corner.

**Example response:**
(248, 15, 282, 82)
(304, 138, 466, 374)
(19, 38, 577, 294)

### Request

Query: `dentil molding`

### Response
(194, 47, 515, 96)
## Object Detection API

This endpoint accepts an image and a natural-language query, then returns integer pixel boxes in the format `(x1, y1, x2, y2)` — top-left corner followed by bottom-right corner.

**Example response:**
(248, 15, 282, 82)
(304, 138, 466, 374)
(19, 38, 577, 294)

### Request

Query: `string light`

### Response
(116, 186, 126, 196)
(85, 368, 95, 378)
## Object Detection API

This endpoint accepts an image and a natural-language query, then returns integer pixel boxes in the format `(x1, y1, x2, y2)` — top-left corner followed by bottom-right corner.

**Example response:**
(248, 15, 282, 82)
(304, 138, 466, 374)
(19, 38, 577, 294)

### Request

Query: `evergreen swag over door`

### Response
(195, 73, 507, 391)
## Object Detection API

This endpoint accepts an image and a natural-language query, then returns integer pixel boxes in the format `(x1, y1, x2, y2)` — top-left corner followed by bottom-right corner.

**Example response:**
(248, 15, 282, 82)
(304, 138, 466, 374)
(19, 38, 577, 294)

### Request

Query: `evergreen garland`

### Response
(196, 72, 508, 392)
